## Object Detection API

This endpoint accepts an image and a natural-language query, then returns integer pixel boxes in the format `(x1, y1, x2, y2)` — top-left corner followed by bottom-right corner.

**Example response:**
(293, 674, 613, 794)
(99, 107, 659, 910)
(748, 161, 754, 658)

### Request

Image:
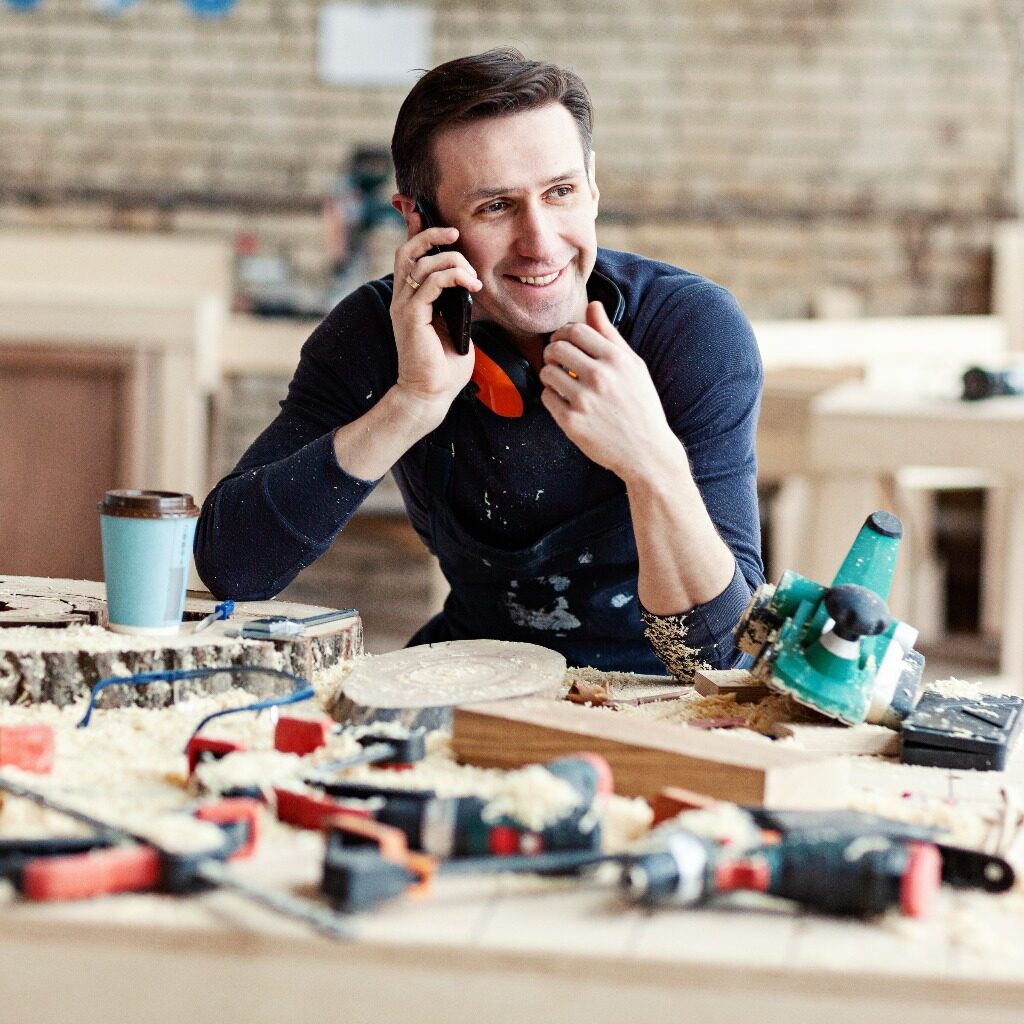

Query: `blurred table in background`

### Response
(805, 382, 1024, 690)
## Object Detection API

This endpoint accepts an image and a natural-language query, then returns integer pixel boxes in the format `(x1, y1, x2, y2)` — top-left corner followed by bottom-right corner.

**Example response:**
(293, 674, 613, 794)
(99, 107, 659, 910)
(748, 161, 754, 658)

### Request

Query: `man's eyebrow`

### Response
(462, 169, 586, 202)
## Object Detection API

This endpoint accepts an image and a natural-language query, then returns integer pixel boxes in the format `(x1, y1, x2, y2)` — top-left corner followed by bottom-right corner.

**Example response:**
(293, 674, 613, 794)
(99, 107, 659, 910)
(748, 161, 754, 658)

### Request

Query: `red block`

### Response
(274, 715, 333, 756)
(0, 724, 55, 773)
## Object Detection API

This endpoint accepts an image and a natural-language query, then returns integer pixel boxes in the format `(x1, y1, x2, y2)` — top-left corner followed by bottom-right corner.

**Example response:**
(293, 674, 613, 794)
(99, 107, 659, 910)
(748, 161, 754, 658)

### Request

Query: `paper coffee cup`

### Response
(99, 490, 200, 635)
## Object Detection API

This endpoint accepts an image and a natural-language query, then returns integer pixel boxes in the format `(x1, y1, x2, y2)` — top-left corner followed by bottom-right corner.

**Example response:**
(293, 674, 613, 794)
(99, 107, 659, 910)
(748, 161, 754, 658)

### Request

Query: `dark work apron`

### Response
(407, 414, 668, 674)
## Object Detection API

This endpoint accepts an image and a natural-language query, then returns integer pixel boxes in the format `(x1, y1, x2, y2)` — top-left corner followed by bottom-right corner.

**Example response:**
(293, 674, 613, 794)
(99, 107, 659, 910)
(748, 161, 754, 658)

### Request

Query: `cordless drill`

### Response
(321, 754, 615, 912)
(375, 753, 612, 857)
(621, 827, 941, 918)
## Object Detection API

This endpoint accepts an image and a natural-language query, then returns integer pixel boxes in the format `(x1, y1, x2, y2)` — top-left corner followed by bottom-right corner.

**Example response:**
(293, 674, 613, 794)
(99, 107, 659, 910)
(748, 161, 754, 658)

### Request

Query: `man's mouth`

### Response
(509, 266, 565, 287)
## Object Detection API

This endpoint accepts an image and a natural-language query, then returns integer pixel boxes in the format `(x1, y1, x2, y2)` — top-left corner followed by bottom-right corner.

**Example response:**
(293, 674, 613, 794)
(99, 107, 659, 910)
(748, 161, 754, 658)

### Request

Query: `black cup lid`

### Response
(99, 490, 199, 518)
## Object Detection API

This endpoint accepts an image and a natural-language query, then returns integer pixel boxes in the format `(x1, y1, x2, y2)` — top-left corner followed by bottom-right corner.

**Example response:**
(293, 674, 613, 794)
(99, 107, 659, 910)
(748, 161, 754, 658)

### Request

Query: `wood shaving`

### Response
(0, 687, 643, 850)
(639, 607, 710, 683)
(925, 676, 1011, 699)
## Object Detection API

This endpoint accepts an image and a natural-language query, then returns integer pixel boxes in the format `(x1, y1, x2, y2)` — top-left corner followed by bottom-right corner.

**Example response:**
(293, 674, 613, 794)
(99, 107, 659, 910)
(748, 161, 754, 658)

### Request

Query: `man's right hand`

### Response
(389, 211, 481, 426)
(330, 212, 482, 483)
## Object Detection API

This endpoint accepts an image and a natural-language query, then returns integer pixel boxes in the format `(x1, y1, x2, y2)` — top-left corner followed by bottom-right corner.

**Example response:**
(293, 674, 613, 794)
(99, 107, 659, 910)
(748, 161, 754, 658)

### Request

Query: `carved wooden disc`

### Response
(339, 639, 567, 709)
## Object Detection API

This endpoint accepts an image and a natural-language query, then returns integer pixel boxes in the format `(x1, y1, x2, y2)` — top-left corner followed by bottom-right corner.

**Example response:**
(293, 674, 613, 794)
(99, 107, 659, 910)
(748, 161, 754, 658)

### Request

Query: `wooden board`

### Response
(0, 575, 362, 706)
(452, 698, 849, 807)
(694, 668, 772, 703)
(771, 720, 901, 756)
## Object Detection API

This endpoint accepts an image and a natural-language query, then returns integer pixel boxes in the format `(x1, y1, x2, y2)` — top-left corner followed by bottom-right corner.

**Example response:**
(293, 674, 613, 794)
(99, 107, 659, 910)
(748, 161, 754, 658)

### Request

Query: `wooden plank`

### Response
(770, 721, 900, 757)
(452, 698, 849, 807)
(694, 669, 771, 703)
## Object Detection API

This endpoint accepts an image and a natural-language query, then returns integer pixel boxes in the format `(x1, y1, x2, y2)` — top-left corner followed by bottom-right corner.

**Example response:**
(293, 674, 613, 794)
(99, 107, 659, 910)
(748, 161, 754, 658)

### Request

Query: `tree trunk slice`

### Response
(0, 576, 362, 708)
(331, 640, 566, 728)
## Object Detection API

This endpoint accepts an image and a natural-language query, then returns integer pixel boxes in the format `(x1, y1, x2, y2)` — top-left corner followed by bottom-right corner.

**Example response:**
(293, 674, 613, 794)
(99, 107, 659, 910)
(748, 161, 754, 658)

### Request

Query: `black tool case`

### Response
(900, 692, 1024, 770)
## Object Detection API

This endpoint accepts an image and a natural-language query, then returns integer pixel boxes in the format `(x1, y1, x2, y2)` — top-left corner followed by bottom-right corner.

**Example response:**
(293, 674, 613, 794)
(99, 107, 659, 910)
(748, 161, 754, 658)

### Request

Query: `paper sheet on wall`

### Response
(318, 3, 431, 87)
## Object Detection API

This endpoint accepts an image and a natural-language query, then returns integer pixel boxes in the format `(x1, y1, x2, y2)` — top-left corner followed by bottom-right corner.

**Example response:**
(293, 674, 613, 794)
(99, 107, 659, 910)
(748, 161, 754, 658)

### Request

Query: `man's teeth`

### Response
(517, 271, 560, 286)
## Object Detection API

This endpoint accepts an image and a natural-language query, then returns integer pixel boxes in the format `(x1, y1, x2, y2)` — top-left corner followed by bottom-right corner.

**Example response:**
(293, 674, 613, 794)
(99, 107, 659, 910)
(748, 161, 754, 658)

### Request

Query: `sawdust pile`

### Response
(0, 685, 651, 854)
(562, 666, 819, 738)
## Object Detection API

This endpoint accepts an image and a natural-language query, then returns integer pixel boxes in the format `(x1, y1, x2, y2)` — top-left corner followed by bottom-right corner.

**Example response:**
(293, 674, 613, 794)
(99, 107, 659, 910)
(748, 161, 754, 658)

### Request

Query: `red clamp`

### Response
(195, 797, 262, 860)
(19, 798, 263, 901)
(273, 787, 372, 831)
(187, 736, 246, 776)
(22, 845, 162, 902)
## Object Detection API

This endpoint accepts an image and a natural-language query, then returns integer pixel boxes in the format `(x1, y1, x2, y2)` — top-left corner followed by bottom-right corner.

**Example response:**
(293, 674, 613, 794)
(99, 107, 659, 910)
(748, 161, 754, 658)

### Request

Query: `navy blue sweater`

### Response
(195, 248, 764, 666)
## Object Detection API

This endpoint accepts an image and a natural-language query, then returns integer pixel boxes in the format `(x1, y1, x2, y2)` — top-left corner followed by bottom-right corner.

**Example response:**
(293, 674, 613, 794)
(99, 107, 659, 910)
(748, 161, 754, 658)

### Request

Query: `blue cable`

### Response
(76, 667, 316, 752)
(184, 685, 315, 750)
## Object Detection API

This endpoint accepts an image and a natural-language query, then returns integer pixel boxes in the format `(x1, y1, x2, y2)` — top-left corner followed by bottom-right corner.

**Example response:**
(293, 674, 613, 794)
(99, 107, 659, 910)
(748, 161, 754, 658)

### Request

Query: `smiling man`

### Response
(195, 49, 765, 678)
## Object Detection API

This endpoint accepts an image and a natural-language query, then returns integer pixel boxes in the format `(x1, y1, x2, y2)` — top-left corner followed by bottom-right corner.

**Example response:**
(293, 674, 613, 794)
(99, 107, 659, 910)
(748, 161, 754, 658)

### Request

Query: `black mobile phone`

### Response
(413, 199, 473, 355)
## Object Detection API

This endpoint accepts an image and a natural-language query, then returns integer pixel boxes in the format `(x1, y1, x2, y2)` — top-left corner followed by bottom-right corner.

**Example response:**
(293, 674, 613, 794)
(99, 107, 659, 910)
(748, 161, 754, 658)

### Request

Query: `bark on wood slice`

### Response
(331, 640, 566, 728)
(0, 576, 362, 708)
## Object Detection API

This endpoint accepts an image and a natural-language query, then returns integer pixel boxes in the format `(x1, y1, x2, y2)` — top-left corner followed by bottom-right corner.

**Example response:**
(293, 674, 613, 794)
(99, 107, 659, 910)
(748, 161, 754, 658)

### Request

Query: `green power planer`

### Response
(734, 511, 924, 727)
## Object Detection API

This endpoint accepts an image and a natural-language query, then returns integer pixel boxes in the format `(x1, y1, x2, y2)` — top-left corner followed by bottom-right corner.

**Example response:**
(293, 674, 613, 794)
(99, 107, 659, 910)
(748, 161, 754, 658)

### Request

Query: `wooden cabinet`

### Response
(0, 346, 138, 579)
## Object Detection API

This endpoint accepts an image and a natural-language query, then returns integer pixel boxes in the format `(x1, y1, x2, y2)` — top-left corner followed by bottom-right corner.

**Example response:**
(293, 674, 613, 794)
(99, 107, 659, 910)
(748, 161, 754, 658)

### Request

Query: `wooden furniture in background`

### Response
(807, 382, 1024, 689)
(0, 347, 138, 579)
(0, 229, 231, 582)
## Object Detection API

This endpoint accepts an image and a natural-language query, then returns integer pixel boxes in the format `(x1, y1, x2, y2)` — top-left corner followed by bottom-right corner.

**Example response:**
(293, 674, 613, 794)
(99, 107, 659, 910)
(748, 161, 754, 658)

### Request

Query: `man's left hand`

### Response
(541, 300, 681, 482)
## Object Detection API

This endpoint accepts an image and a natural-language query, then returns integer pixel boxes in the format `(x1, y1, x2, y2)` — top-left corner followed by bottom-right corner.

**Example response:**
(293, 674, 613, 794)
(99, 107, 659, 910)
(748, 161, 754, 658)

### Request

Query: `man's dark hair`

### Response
(391, 48, 594, 205)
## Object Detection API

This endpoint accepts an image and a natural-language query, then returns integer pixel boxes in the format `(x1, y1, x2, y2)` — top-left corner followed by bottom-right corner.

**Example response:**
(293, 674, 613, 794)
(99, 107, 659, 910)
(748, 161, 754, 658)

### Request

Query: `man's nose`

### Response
(514, 202, 559, 260)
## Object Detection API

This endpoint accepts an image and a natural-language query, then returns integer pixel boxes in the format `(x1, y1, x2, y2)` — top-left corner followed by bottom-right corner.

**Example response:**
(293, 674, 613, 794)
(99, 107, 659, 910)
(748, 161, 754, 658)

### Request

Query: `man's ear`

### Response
(392, 193, 418, 228)
(587, 151, 600, 209)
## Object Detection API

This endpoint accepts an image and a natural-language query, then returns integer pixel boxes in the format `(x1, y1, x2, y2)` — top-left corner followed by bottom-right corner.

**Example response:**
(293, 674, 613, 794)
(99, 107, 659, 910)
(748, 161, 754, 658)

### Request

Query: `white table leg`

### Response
(1000, 482, 1024, 692)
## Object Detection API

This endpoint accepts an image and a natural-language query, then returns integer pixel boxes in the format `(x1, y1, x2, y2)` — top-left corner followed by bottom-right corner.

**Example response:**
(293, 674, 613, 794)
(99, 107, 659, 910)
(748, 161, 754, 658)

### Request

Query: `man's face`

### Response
(430, 103, 600, 344)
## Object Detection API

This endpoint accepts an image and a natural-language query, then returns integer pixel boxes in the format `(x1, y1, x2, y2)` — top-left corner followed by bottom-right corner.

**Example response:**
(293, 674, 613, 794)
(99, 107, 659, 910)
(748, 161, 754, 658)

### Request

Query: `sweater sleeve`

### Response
(194, 282, 397, 599)
(637, 279, 764, 674)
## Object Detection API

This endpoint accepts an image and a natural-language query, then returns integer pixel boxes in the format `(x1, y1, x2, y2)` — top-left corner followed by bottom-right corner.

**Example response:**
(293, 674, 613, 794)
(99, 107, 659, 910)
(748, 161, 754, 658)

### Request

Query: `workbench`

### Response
(3, 685, 1024, 1022)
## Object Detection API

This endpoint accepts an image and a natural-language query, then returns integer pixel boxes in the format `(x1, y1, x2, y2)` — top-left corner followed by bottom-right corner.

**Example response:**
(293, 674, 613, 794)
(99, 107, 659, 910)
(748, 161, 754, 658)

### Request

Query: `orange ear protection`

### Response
(465, 323, 543, 418)
(460, 275, 624, 418)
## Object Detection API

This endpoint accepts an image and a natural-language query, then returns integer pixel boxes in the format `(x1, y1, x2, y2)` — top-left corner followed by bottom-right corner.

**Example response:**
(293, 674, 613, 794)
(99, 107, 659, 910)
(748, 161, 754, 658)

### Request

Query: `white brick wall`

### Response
(0, 0, 1019, 316)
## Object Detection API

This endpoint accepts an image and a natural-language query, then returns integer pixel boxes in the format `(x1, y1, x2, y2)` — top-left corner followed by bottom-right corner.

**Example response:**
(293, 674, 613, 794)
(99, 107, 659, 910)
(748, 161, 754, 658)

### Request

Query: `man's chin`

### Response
(488, 300, 581, 340)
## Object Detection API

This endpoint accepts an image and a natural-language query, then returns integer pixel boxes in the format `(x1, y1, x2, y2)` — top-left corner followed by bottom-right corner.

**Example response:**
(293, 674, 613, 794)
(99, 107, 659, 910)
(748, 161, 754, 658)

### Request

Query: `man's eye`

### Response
(550, 185, 574, 198)
(480, 200, 509, 215)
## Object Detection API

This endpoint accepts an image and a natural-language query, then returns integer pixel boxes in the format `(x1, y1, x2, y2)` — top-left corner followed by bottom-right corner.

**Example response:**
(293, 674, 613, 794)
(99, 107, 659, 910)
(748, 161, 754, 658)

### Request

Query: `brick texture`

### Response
(2, 0, 1022, 316)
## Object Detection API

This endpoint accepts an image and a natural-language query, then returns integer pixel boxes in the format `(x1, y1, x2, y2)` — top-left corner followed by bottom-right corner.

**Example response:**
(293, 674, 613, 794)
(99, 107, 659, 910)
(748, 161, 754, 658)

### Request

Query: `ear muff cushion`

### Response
(469, 324, 542, 418)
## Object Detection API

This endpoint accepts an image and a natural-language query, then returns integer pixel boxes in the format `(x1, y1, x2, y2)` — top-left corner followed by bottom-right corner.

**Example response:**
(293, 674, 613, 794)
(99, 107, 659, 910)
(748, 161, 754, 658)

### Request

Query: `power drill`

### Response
(621, 828, 941, 918)
(321, 754, 614, 912)
(374, 753, 612, 857)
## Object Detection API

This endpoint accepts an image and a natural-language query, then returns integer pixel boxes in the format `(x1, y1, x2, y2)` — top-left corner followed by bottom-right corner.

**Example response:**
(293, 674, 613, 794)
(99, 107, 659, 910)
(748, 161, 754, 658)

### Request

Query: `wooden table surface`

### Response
(3, 720, 1024, 1023)
(2, 575, 1024, 1023)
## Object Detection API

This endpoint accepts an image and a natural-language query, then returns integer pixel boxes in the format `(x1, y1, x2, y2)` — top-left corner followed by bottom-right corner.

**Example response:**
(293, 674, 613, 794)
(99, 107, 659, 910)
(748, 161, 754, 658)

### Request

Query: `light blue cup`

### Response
(99, 490, 200, 635)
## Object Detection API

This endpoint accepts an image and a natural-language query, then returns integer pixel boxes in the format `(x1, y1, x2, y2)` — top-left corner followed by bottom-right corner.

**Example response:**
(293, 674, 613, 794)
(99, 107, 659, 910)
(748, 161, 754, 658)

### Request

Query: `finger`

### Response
(542, 339, 591, 381)
(586, 299, 617, 337)
(405, 267, 482, 309)
(408, 249, 479, 287)
(394, 226, 458, 275)
(541, 382, 572, 416)
(539, 362, 583, 399)
(547, 320, 613, 359)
